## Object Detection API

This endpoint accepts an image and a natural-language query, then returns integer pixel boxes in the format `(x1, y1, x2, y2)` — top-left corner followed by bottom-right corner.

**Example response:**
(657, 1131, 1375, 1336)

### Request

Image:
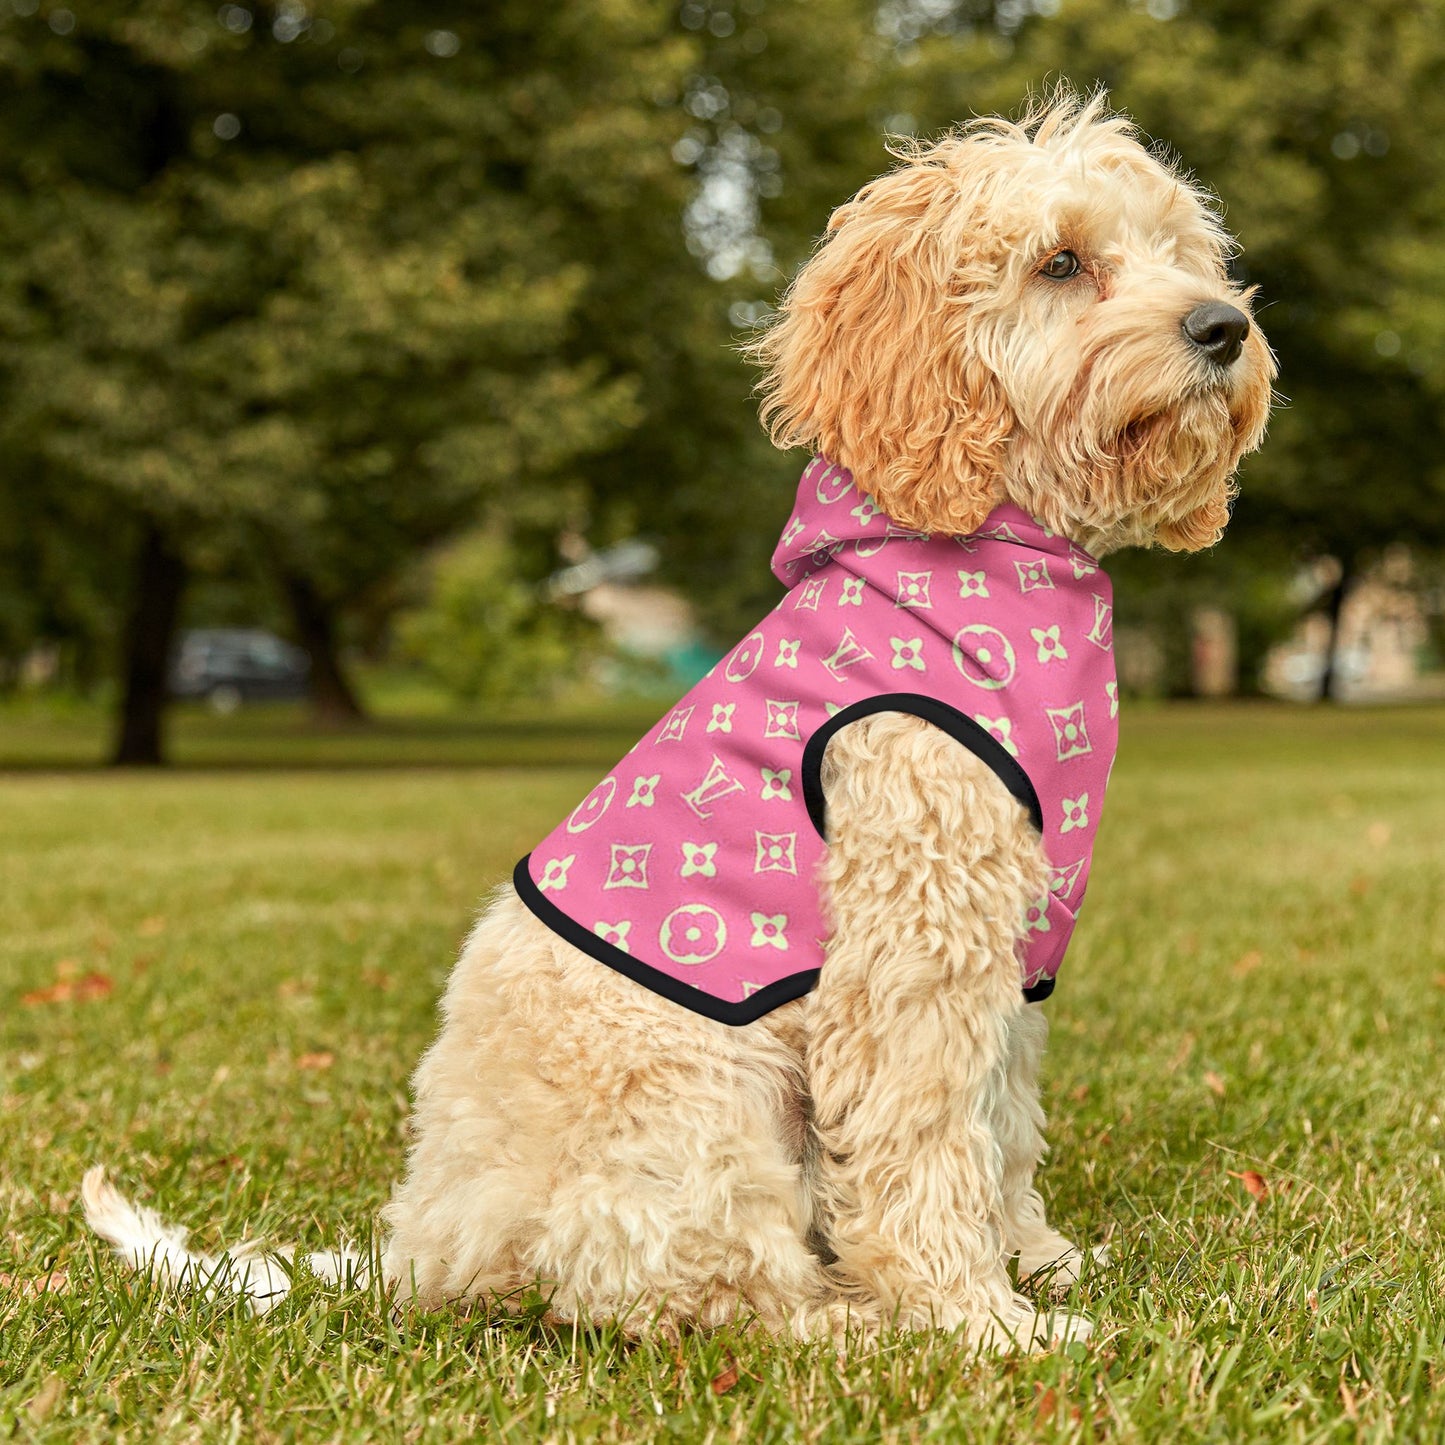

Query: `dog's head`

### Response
(751, 90, 1275, 554)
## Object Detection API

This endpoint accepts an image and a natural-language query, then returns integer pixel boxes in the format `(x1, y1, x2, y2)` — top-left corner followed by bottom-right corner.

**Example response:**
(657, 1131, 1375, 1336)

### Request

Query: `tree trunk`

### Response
(112, 524, 187, 766)
(1317, 555, 1355, 703)
(281, 571, 366, 725)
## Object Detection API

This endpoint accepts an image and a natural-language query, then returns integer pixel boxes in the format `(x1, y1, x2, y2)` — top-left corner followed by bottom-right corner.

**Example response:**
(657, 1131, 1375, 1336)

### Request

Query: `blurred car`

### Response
(169, 629, 310, 713)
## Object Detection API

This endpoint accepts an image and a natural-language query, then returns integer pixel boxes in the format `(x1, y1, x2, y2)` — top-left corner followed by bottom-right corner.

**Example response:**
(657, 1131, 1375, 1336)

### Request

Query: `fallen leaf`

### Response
(1204, 1070, 1227, 1098)
(1365, 822, 1391, 848)
(1070, 1083, 1090, 1103)
(21, 972, 113, 1007)
(711, 1357, 740, 1396)
(1348, 875, 1372, 898)
(138, 916, 167, 937)
(54, 958, 80, 980)
(295, 1051, 334, 1071)
(1228, 1169, 1268, 1201)
(1339, 1379, 1358, 1420)
(1034, 1386, 1058, 1424)
(1232, 950, 1263, 977)
(1433, 974, 1445, 990)
(277, 978, 314, 999)
(362, 968, 394, 992)
(0, 1268, 70, 1299)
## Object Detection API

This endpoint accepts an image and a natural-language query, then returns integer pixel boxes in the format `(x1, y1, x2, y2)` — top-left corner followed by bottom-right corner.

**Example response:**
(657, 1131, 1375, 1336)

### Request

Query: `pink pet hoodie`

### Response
(516, 456, 1119, 1026)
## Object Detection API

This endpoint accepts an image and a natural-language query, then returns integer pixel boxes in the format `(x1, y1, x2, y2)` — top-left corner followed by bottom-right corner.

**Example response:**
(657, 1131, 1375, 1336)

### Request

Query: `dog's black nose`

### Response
(1182, 302, 1250, 367)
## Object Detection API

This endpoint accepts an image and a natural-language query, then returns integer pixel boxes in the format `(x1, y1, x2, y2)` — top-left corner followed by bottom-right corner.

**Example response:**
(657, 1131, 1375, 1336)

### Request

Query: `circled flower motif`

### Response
(1060, 793, 1090, 834)
(839, 577, 866, 607)
(750, 912, 789, 950)
(708, 702, 735, 734)
(537, 854, 576, 893)
(724, 631, 765, 683)
(627, 774, 661, 808)
(1031, 625, 1069, 664)
(775, 638, 801, 669)
(890, 636, 926, 671)
(659, 904, 727, 965)
(971, 714, 1019, 758)
(1023, 896, 1051, 933)
(680, 841, 718, 878)
(565, 775, 616, 834)
(957, 569, 989, 599)
(593, 920, 632, 953)
(952, 624, 1016, 690)
(760, 767, 793, 802)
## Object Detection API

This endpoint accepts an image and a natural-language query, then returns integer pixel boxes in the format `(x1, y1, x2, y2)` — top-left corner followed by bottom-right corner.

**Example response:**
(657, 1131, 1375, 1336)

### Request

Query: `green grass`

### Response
(2, 702, 1444, 1442)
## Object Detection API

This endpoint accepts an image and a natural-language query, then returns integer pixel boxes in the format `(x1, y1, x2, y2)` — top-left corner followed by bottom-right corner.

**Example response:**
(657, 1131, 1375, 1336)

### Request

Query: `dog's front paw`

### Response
(1018, 1240, 1110, 1293)
(973, 1295, 1093, 1353)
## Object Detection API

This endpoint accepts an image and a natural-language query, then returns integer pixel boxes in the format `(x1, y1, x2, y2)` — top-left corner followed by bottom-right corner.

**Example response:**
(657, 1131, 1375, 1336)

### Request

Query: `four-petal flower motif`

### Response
(680, 841, 718, 878)
(851, 496, 882, 526)
(1030, 625, 1069, 664)
(1060, 794, 1090, 834)
(957, 570, 989, 599)
(971, 714, 1019, 757)
(537, 854, 576, 893)
(795, 577, 829, 611)
(1015, 558, 1054, 593)
(1022, 896, 1052, 934)
(760, 767, 793, 802)
(775, 638, 801, 668)
(707, 702, 735, 734)
(839, 577, 866, 607)
(750, 912, 789, 950)
(890, 636, 926, 671)
(627, 774, 661, 808)
(593, 920, 632, 952)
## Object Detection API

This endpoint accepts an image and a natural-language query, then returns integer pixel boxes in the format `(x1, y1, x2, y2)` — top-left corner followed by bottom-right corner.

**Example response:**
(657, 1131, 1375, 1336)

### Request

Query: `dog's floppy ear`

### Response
(750, 149, 1012, 534)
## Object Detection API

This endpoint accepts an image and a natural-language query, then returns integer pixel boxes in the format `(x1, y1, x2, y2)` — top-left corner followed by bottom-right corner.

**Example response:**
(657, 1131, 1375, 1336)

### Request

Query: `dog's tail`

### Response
(81, 1165, 368, 1315)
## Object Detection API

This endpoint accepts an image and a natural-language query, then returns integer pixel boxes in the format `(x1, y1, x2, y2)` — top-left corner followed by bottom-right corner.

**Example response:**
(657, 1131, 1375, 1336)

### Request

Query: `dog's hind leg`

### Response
(805, 713, 1090, 1350)
(992, 1006, 1100, 1290)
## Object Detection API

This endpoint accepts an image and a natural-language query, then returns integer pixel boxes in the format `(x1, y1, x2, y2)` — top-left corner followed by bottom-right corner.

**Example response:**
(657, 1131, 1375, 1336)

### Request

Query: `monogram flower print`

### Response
(627, 774, 661, 807)
(537, 854, 576, 893)
(680, 841, 719, 878)
(890, 637, 926, 671)
(775, 638, 801, 668)
(894, 570, 933, 609)
(972, 714, 1019, 757)
(957, 570, 989, 598)
(839, 577, 866, 606)
(1031, 625, 1068, 664)
(1060, 794, 1089, 834)
(593, 920, 632, 952)
(760, 767, 793, 802)
(750, 912, 789, 950)
(708, 702, 735, 733)
(604, 843, 652, 889)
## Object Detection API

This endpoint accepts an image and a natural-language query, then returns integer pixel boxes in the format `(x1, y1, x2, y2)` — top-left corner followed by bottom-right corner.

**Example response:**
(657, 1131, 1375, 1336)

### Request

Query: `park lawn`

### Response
(1, 702, 1443, 1442)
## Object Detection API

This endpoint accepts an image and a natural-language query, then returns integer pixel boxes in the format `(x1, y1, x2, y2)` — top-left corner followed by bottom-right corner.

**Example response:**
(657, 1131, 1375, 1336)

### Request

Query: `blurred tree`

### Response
(0, 0, 692, 758)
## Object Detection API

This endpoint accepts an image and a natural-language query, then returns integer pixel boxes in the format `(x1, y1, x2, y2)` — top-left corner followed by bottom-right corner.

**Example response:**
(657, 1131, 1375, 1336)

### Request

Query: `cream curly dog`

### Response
(85, 92, 1273, 1351)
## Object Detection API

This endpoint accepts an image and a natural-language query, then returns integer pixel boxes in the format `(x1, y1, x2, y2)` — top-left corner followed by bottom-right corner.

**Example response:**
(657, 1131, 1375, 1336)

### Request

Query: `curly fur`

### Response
(85, 88, 1273, 1353)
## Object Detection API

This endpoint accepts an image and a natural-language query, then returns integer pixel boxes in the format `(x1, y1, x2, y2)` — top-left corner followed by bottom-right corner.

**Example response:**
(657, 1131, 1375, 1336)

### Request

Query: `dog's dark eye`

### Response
(1041, 250, 1081, 280)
